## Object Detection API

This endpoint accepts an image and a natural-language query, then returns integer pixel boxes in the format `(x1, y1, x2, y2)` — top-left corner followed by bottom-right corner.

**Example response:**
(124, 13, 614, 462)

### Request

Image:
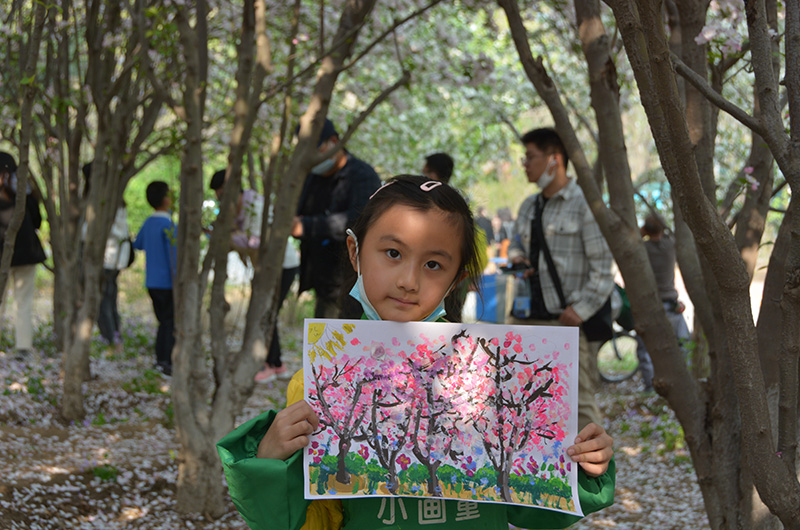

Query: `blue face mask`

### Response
(346, 229, 452, 322)
(311, 157, 335, 175)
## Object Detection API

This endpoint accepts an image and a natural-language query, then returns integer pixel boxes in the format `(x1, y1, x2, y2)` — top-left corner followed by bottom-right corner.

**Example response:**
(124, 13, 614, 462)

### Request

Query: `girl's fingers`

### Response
(567, 423, 613, 468)
(279, 400, 320, 430)
(569, 434, 612, 458)
(278, 416, 316, 441)
(257, 401, 320, 460)
(569, 444, 614, 464)
(574, 422, 604, 444)
(578, 460, 609, 478)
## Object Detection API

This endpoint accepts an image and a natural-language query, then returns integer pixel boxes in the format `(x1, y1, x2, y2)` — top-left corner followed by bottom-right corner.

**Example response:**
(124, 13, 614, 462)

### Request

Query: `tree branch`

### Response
(337, 70, 411, 147)
(340, 0, 445, 72)
(260, 0, 436, 105)
(671, 51, 766, 137)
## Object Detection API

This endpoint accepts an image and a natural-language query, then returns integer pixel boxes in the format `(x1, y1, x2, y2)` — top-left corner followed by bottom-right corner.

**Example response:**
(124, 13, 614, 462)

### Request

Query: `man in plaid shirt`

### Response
(507, 128, 614, 429)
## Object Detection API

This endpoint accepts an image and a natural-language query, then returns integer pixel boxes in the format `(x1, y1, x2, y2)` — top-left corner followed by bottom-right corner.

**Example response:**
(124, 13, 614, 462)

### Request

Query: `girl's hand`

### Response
(566, 423, 614, 477)
(257, 400, 319, 461)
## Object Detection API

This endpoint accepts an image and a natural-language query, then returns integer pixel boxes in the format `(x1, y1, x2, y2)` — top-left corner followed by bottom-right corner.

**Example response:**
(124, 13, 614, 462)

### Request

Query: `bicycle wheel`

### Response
(597, 332, 639, 382)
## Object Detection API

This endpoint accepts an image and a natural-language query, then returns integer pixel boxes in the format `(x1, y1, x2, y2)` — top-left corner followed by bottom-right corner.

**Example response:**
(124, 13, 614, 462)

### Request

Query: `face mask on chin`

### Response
(311, 157, 335, 175)
(346, 229, 453, 322)
(311, 140, 338, 175)
(536, 156, 557, 190)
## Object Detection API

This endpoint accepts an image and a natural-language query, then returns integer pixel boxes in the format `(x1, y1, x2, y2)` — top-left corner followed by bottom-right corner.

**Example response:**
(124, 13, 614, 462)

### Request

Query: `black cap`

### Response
(295, 118, 339, 146)
(318, 119, 338, 146)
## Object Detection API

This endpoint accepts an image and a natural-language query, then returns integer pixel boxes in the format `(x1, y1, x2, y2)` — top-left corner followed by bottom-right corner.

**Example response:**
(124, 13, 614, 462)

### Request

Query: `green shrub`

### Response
(91, 464, 119, 482)
(122, 369, 168, 395)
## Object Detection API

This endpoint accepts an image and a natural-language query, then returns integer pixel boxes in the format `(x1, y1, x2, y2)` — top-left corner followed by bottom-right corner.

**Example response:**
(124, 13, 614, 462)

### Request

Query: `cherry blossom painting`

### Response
(302, 319, 582, 515)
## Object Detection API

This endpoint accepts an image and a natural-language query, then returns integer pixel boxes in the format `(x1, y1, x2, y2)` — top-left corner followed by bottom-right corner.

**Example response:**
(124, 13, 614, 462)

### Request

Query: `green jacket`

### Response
(217, 410, 615, 530)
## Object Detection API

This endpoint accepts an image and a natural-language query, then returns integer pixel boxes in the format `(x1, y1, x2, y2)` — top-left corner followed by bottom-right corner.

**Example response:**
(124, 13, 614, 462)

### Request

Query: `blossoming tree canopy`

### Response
(302, 319, 583, 515)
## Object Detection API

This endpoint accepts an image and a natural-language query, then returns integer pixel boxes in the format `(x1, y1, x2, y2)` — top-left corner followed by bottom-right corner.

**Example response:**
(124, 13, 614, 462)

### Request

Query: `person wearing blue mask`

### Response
(291, 118, 381, 319)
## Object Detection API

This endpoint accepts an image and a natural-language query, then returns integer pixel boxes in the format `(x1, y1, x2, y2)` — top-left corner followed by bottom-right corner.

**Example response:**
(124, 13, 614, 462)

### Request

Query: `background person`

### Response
(475, 206, 494, 244)
(506, 128, 614, 430)
(82, 162, 132, 349)
(292, 119, 381, 319)
(133, 181, 177, 376)
(635, 214, 690, 393)
(209, 169, 300, 383)
(421, 152, 454, 184)
(0, 152, 47, 359)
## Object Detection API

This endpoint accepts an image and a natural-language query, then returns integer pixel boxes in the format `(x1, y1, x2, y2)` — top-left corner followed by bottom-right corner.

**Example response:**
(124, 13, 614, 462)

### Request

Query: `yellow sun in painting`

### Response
(307, 322, 356, 362)
(308, 322, 326, 345)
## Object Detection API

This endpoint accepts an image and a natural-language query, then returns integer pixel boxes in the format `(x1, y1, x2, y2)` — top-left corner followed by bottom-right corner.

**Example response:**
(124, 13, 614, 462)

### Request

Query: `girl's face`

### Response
(347, 204, 465, 322)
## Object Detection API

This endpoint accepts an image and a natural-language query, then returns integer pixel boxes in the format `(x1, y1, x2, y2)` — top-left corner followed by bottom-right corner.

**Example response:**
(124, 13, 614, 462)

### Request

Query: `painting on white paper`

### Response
(302, 319, 582, 515)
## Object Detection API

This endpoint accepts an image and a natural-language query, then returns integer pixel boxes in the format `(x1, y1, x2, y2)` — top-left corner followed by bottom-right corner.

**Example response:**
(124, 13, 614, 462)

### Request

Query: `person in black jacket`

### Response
(291, 119, 381, 319)
(0, 152, 47, 359)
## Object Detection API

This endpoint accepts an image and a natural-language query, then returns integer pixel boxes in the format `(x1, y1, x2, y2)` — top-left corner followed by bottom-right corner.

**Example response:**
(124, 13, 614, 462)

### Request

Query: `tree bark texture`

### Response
(501, 0, 731, 525)
(170, 0, 225, 516)
(610, 0, 800, 525)
(61, 0, 164, 421)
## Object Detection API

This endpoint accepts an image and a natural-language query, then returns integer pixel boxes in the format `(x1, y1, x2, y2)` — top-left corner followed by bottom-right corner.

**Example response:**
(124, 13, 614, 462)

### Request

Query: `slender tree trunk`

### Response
(426, 461, 441, 496)
(498, 465, 511, 503)
(678, 0, 747, 519)
(171, 0, 227, 516)
(336, 439, 352, 485)
(61, 270, 105, 419)
(609, 1, 800, 526)
(386, 466, 399, 495)
(757, 205, 793, 388)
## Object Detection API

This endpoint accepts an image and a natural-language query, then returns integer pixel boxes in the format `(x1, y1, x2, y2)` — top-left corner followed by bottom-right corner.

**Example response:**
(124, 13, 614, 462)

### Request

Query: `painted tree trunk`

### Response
(336, 439, 352, 485)
(386, 467, 399, 495)
(425, 461, 441, 496)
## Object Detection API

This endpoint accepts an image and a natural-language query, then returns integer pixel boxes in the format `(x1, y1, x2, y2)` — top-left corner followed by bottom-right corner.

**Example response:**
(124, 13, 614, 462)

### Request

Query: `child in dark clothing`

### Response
(133, 181, 177, 376)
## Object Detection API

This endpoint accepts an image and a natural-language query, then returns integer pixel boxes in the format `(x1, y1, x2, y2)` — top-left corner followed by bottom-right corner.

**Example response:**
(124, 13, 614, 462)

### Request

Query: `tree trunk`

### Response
(61, 231, 109, 420)
(170, 0, 227, 516)
(336, 439, 352, 485)
(174, 407, 227, 515)
(609, 1, 800, 526)
(669, 8, 750, 522)
(386, 465, 399, 495)
(758, 206, 793, 388)
(498, 465, 511, 503)
(52, 271, 70, 351)
(426, 461, 441, 496)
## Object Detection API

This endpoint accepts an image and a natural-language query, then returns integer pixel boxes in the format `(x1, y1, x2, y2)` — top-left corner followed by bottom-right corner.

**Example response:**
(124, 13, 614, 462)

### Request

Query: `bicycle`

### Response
(596, 324, 639, 383)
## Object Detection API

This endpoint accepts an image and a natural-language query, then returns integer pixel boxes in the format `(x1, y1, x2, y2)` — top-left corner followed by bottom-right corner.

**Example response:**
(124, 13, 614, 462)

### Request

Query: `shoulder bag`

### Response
(534, 196, 613, 342)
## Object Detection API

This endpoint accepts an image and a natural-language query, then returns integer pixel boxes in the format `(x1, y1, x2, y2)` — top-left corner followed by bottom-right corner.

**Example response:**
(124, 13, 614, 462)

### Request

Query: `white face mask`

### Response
(346, 229, 452, 322)
(537, 156, 557, 190)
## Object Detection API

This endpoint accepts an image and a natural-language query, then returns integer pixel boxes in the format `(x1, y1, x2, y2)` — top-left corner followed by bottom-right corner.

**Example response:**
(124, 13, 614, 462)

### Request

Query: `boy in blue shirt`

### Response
(133, 181, 177, 376)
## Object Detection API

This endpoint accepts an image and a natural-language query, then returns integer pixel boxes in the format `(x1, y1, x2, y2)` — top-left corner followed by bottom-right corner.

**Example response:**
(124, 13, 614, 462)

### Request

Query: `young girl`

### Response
(217, 175, 615, 530)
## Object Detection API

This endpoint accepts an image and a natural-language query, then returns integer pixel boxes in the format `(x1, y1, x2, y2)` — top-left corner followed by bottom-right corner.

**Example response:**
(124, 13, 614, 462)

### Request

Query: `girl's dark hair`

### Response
(345, 175, 481, 321)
